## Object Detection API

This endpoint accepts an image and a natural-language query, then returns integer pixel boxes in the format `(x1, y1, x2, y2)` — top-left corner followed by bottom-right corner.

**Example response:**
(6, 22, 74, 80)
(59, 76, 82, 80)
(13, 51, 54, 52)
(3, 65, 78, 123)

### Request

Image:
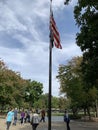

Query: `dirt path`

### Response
(0, 118, 66, 130)
(0, 118, 31, 130)
(1, 117, 98, 130)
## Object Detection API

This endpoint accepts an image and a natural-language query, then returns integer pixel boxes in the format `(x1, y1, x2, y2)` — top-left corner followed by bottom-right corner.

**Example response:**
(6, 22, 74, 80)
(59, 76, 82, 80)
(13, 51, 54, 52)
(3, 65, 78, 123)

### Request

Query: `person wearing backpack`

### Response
(31, 110, 39, 130)
(64, 110, 70, 130)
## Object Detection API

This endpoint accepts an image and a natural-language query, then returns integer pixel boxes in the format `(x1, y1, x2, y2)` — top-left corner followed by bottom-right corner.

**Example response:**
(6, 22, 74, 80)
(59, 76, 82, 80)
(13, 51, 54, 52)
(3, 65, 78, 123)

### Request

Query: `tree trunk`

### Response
(95, 99, 98, 117)
(87, 107, 91, 120)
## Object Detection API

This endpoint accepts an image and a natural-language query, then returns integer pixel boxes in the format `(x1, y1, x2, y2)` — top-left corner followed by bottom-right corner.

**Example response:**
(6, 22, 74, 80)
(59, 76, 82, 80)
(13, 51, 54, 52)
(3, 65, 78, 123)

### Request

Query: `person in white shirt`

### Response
(31, 110, 39, 130)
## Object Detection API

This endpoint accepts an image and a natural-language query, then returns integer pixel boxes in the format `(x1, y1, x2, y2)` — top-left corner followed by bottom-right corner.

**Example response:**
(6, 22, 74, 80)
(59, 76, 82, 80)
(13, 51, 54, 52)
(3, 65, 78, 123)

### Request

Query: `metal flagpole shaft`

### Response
(48, 1, 52, 130)
(48, 39, 52, 130)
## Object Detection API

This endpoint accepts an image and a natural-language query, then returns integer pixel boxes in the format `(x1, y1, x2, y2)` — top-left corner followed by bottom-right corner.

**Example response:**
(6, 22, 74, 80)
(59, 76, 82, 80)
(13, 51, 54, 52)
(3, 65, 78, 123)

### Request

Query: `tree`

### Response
(74, 0, 98, 117)
(0, 59, 43, 109)
(24, 80, 43, 107)
(58, 97, 70, 111)
(74, 0, 98, 88)
(0, 59, 27, 108)
(33, 93, 49, 109)
(57, 57, 98, 117)
(51, 96, 59, 109)
(64, 0, 98, 117)
(57, 57, 83, 114)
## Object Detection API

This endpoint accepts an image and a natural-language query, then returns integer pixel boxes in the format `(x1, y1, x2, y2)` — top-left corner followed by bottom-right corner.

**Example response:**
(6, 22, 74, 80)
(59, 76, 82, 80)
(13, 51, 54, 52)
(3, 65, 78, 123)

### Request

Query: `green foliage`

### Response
(0, 59, 64, 110)
(74, 0, 98, 88)
(24, 80, 43, 107)
(52, 96, 59, 109)
(57, 57, 83, 96)
(58, 97, 71, 110)
(33, 93, 48, 109)
(0, 60, 43, 109)
(57, 57, 83, 110)
(57, 57, 98, 116)
(64, 0, 98, 116)
(64, 0, 98, 91)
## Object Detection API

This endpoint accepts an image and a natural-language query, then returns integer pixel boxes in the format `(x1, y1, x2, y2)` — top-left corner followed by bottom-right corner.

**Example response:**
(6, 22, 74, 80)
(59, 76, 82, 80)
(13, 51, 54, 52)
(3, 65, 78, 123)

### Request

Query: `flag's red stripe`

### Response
(51, 16, 60, 45)
(54, 39, 62, 49)
(53, 33, 62, 49)
(50, 13, 62, 49)
(51, 20, 61, 48)
(50, 17, 59, 37)
(52, 27, 60, 42)
(51, 24, 59, 38)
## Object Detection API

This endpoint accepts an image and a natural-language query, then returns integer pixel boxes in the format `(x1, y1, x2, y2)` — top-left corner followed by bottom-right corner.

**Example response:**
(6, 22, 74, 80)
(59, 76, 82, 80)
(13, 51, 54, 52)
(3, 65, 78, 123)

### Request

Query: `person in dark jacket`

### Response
(40, 109, 45, 122)
(64, 110, 70, 130)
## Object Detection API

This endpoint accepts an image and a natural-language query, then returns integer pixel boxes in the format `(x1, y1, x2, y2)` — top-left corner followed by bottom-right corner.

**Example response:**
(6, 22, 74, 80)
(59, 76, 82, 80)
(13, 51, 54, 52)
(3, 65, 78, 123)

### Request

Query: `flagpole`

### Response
(48, 0, 62, 129)
(48, 0, 53, 130)
(48, 37, 52, 130)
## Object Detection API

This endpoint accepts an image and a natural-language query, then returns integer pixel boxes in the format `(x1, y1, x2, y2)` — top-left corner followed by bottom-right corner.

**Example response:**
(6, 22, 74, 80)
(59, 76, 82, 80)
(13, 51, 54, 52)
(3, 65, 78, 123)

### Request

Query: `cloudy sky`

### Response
(0, 0, 82, 97)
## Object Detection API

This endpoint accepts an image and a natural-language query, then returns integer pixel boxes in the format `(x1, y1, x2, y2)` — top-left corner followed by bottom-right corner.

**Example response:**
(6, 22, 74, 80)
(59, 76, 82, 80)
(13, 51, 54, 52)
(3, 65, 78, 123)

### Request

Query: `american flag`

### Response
(50, 12, 62, 49)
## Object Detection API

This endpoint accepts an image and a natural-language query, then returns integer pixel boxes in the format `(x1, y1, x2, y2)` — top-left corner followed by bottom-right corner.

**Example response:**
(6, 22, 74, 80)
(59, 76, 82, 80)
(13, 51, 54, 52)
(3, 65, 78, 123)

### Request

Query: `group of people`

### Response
(6, 108, 31, 130)
(6, 107, 46, 130)
(6, 107, 70, 130)
(20, 109, 30, 124)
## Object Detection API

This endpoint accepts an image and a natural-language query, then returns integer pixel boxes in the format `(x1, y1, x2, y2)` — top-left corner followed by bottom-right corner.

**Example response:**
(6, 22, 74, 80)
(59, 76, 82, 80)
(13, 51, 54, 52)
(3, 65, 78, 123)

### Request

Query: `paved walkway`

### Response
(0, 118, 98, 130)
(26, 120, 98, 130)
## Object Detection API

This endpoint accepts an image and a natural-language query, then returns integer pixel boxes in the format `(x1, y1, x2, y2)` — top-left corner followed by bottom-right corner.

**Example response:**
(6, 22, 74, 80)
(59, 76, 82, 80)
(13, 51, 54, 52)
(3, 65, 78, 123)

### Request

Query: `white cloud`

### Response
(0, 2, 27, 32)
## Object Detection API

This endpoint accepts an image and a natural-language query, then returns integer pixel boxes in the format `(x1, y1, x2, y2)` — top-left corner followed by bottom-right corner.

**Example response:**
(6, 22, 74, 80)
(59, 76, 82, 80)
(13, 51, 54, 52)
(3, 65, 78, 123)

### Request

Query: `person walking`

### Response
(6, 108, 14, 130)
(40, 109, 45, 122)
(64, 110, 70, 130)
(25, 110, 30, 123)
(31, 110, 39, 130)
(20, 109, 25, 124)
(13, 108, 18, 125)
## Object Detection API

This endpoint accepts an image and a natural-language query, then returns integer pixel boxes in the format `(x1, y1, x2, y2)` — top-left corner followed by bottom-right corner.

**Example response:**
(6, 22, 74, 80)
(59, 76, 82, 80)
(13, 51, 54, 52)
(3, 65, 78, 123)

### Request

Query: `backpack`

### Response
(31, 113, 39, 125)
(64, 115, 70, 122)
